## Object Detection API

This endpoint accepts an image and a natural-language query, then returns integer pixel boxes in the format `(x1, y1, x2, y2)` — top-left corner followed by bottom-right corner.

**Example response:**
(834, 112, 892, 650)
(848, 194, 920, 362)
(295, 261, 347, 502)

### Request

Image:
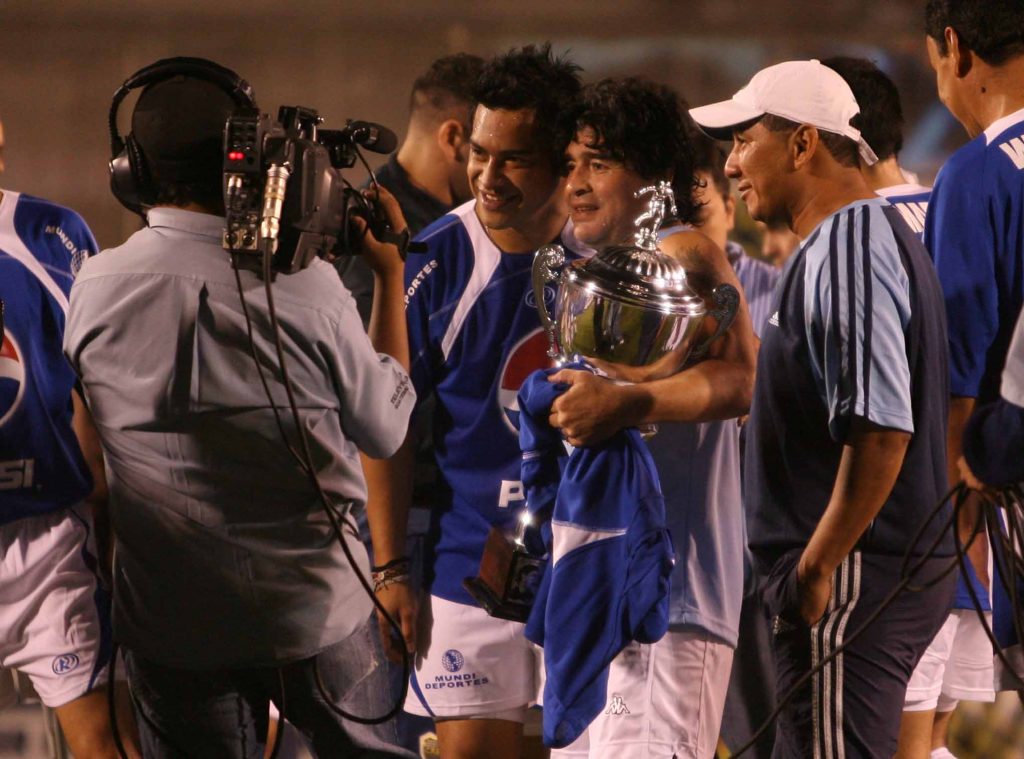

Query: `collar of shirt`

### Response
(145, 207, 225, 239)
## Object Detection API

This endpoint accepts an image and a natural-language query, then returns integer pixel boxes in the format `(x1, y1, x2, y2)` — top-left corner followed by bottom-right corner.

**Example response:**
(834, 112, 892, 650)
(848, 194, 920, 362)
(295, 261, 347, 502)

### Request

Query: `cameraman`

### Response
(64, 65, 416, 757)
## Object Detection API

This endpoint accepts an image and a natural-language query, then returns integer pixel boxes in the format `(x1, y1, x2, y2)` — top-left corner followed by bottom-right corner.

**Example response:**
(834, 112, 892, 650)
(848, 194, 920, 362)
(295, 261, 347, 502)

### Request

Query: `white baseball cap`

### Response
(689, 59, 879, 166)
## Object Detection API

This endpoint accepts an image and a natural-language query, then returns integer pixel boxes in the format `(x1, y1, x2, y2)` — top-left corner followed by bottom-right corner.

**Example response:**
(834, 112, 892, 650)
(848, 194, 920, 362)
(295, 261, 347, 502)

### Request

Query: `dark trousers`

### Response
(756, 549, 956, 759)
(123, 616, 413, 759)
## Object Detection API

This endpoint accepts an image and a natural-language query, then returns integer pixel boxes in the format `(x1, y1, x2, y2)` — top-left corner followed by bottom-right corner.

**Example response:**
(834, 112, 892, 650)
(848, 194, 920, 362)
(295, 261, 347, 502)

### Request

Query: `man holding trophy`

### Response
(535, 78, 756, 759)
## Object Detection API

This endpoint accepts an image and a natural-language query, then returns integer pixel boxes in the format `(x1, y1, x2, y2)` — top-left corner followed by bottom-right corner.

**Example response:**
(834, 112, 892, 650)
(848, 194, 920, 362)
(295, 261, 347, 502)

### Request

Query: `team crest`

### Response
(497, 329, 554, 433)
(441, 649, 465, 673)
(0, 330, 25, 429)
(51, 653, 80, 676)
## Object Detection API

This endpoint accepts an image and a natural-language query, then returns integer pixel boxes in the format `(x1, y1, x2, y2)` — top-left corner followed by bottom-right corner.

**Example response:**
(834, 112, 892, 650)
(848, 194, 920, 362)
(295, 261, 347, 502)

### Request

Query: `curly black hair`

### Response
(472, 43, 582, 171)
(926, 0, 1024, 65)
(561, 77, 701, 225)
(822, 56, 904, 162)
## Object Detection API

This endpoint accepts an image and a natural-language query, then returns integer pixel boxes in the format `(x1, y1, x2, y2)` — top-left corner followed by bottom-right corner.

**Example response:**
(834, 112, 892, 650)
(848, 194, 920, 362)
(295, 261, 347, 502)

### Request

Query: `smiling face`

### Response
(724, 121, 793, 227)
(468, 106, 562, 244)
(564, 128, 657, 249)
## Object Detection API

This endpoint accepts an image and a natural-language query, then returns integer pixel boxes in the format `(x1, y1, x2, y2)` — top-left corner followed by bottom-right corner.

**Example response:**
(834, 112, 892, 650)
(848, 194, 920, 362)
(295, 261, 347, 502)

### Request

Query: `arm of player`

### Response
(354, 185, 418, 660)
(796, 417, 911, 624)
(548, 230, 756, 446)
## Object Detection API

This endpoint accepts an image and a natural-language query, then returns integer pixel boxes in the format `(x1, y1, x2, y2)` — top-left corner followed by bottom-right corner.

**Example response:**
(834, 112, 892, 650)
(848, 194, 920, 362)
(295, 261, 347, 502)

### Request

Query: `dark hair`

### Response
(689, 127, 730, 201)
(473, 43, 582, 170)
(132, 76, 238, 210)
(926, 0, 1024, 65)
(410, 53, 486, 130)
(563, 77, 701, 225)
(760, 114, 861, 169)
(821, 56, 903, 161)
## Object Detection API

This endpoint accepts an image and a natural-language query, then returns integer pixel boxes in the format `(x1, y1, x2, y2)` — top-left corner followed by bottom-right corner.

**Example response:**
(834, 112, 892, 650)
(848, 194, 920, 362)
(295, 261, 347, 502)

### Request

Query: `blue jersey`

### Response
(0, 189, 96, 522)
(925, 108, 1024, 403)
(878, 183, 931, 242)
(405, 200, 585, 604)
(746, 199, 951, 557)
(518, 367, 672, 749)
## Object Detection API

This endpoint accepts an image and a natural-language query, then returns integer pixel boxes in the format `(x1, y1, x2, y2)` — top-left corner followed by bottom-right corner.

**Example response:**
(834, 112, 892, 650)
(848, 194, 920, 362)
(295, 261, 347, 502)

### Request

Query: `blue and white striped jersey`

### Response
(405, 200, 586, 605)
(877, 182, 931, 242)
(0, 189, 96, 522)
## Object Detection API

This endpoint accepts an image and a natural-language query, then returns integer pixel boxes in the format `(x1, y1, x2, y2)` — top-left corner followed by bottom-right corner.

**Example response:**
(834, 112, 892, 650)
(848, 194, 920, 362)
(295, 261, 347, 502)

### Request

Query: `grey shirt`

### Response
(64, 208, 415, 669)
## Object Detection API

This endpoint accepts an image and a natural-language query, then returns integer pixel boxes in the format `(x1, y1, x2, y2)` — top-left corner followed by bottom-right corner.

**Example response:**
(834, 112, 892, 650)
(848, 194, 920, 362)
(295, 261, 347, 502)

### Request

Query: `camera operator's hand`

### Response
(351, 186, 408, 276)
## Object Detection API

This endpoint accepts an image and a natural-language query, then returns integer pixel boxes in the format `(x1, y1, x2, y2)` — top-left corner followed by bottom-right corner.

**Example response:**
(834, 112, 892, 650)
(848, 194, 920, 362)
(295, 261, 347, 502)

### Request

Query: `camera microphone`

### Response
(341, 120, 398, 154)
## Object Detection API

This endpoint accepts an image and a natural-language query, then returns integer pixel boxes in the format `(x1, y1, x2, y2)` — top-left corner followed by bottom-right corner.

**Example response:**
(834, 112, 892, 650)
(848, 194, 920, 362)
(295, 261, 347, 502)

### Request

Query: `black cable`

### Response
(229, 237, 410, 725)
(954, 488, 1024, 690)
(727, 482, 983, 758)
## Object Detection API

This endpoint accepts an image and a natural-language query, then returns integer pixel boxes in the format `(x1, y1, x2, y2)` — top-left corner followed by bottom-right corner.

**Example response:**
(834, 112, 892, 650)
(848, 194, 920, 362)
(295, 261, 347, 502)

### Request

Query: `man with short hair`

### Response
(691, 59, 956, 757)
(65, 63, 416, 757)
(0, 116, 140, 759)
(381, 44, 583, 759)
(824, 54, 998, 759)
(340, 53, 484, 323)
(924, 0, 1024, 699)
(547, 76, 756, 759)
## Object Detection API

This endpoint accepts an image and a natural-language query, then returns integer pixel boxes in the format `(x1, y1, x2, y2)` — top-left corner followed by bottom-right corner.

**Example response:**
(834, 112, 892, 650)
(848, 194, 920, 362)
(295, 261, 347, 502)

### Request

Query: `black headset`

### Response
(108, 56, 257, 216)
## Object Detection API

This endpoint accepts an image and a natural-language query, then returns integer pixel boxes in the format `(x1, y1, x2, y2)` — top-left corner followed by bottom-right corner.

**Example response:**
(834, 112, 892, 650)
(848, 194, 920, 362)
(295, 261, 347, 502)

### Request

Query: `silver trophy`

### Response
(532, 181, 739, 384)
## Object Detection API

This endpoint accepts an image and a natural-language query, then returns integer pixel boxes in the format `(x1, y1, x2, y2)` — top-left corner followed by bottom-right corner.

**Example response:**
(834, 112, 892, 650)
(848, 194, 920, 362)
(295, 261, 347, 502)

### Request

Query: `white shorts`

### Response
(904, 609, 996, 712)
(550, 628, 734, 759)
(0, 504, 111, 708)
(404, 594, 540, 721)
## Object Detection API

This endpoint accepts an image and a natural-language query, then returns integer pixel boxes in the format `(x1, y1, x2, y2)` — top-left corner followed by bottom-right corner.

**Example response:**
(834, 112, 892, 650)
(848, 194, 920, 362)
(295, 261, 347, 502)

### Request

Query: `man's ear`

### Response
(436, 119, 466, 162)
(946, 26, 973, 79)
(724, 192, 737, 233)
(790, 125, 818, 170)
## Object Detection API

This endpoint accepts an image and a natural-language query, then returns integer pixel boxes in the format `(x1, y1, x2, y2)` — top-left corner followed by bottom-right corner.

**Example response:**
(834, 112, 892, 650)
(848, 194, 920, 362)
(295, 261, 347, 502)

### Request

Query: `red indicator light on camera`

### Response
(228, 151, 245, 161)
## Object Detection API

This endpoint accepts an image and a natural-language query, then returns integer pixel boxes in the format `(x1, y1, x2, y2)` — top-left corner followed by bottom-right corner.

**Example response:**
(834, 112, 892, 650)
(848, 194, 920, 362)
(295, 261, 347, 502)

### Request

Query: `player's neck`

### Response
(396, 138, 454, 207)
(862, 158, 911, 192)
(972, 56, 1024, 133)
(484, 201, 568, 254)
(789, 170, 876, 239)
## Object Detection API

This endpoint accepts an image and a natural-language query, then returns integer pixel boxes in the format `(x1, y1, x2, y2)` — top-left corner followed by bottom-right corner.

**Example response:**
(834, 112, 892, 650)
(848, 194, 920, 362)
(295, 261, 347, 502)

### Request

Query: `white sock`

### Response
(930, 748, 957, 759)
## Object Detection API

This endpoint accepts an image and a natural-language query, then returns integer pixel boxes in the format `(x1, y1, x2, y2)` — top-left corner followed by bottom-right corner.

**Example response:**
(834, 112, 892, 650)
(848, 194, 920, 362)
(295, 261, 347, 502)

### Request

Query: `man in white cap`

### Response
(691, 60, 956, 757)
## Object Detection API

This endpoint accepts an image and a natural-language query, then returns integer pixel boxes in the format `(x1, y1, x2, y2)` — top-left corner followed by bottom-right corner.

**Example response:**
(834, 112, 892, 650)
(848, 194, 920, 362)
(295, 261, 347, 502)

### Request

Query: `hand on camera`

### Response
(351, 186, 408, 277)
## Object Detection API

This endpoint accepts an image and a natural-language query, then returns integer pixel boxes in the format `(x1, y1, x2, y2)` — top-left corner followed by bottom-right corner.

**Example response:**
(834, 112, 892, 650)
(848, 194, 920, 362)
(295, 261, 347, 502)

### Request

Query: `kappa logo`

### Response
(52, 653, 80, 676)
(605, 694, 630, 715)
(497, 328, 554, 433)
(768, 311, 780, 328)
(0, 330, 26, 428)
(441, 649, 465, 673)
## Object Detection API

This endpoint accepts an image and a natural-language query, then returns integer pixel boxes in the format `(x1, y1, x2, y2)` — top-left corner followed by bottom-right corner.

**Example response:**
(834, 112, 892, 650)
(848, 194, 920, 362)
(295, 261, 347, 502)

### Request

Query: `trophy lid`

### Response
(567, 182, 706, 316)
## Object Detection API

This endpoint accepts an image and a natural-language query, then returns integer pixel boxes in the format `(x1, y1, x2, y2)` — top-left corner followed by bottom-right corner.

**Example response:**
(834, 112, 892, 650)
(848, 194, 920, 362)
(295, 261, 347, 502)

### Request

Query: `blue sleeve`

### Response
(58, 207, 99, 278)
(404, 252, 441, 404)
(963, 396, 1024, 487)
(925, 149, 999, 398)
(806, 204, 914, 440)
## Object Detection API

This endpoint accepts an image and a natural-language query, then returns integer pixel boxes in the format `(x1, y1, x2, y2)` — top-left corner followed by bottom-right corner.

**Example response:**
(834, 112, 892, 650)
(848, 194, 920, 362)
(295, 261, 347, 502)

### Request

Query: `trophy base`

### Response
(463, 526, 545, 623)
(463, 576, 533, 623)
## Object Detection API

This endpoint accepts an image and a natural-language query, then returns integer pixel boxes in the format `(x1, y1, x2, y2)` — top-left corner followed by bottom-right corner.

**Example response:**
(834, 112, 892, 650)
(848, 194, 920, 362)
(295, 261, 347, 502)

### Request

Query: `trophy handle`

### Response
(689, 283, 740, 360)
(532, 244, 566, 359)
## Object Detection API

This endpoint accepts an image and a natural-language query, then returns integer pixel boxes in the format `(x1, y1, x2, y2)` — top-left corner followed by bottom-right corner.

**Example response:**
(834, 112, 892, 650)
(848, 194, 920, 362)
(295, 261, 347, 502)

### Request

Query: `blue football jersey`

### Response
(0, 189, 96, 521)
(877, 182, 931, 242)
(405, 200, 587, 605)
(925, 108, 1024, 403)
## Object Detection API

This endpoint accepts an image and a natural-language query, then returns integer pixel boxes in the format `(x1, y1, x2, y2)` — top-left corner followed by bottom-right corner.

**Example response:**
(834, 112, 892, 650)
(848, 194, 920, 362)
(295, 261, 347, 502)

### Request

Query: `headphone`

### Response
(108, 56, 257, 216)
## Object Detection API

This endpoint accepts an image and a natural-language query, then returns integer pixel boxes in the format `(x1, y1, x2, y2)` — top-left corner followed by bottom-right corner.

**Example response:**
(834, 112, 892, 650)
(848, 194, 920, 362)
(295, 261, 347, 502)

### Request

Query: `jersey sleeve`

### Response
(404, 250, 442, 404)
(327, 284, 416, 459)
(925, 151, 998, 398)
(806, 204, 914, 440)
(58, 207, 99, 278)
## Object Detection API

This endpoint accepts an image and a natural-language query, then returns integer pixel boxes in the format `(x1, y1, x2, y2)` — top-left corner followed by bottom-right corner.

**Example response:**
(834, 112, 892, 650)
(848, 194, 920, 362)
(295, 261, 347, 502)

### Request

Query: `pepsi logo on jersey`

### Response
(0, 329, 25, 428)
(497, 328, 554, 433)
